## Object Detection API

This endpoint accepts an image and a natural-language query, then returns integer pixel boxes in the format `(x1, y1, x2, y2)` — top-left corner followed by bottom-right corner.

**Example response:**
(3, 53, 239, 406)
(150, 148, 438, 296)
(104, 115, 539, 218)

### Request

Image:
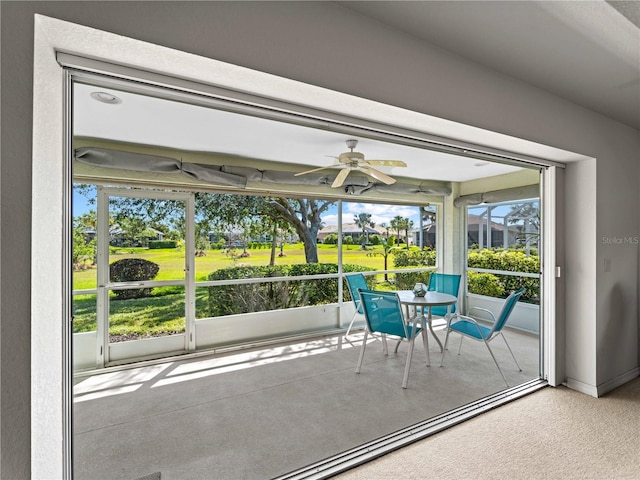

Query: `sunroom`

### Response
(67, 61, 553, 478)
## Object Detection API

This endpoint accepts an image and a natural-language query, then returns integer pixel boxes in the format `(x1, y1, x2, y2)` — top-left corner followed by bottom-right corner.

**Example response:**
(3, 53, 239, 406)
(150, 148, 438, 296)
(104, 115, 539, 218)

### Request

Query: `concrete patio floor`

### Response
(73, 324, 540, 479)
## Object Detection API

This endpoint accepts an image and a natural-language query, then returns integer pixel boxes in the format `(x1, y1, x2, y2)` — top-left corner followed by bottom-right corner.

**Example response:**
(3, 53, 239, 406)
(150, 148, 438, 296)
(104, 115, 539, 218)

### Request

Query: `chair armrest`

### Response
(467, 307, 496, 323)
(453, 314, 486, 337)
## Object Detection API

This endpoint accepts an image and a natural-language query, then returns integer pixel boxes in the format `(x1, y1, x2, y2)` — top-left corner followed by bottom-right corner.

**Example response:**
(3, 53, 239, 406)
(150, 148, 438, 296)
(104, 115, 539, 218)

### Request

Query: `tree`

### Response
(402, 218, 414, 249)
(74, 184, 336, 264)
(269, 197, 333, 263)
(507, 202, 540, 253)
(390, 215, 405, 242)
(72, 223, 95, 268)
(196, 193, 335, 263)
(354, 212, 375, 249)
(379, 222, 390, 239)
(371, 237, 397, 281)
(390, 215, 413, 248)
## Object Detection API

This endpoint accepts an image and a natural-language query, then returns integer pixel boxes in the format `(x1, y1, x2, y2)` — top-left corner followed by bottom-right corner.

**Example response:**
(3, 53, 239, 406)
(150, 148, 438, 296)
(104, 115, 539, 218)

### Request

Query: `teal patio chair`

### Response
(427, 273, 462, 318)
(344, 273, 368, 337)
(345, 274, 388, 352)
(440, 287, 525, 386)
(356, 289, 428, 388)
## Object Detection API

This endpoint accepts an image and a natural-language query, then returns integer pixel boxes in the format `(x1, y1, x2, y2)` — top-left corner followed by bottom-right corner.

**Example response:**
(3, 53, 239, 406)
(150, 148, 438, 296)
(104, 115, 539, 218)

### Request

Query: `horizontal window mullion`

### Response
(72, 289, 97, 296)
(195, 267, 437, 288)
(106, 279, 185, 290)
(468, 267, 539, 278)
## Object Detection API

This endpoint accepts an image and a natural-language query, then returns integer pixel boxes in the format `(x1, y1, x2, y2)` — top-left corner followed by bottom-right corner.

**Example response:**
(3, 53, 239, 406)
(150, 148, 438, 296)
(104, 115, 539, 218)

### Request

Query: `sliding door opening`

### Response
(67, 68, 549, 479)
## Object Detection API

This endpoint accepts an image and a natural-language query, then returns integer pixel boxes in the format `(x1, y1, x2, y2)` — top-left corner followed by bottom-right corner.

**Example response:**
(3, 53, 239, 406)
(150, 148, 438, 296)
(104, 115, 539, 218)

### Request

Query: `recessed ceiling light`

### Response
(90, 91, 122, 105)
(474, 162, 489, 167)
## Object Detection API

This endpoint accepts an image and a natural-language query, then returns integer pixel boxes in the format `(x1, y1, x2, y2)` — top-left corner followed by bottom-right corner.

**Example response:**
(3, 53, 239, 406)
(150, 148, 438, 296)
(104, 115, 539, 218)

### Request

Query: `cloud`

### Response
(342, 202, 420, 225)
(322, 214, 339, 226)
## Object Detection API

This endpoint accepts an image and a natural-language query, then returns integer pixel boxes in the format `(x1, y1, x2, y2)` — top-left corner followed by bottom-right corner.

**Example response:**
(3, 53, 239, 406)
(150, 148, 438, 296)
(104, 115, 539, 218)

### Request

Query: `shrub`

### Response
(467, 249, 539, 303)
(148, 240, 177, 249)
(369, 234, 382, 245)
(207, 263, 369, 316)
(467, 271, 504, 298)
(393, 249, 436, 289)
(109, 258, 160, 299)
(324, 233, 338, 244)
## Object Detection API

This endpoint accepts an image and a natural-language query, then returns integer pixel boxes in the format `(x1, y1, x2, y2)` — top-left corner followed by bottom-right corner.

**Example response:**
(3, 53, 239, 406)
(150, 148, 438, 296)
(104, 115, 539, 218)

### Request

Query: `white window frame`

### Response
(32, 15, 570, 478)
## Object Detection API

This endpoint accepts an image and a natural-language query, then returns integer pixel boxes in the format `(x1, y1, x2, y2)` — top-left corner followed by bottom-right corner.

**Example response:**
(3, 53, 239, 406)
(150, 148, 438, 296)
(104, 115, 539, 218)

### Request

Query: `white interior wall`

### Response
(1, 2, 638, 478)
(565, 159, 598, 390)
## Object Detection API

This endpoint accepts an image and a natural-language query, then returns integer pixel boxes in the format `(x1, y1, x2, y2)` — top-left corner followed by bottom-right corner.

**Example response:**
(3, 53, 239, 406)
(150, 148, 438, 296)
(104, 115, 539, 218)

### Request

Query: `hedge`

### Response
(393, 249, 436, 289)
(391, 248, 539, 303)
(467, 249, 539, 303)
(148, 240, 177, 249)
(467, 271, 505, 298)
(207, 263, 369, 317)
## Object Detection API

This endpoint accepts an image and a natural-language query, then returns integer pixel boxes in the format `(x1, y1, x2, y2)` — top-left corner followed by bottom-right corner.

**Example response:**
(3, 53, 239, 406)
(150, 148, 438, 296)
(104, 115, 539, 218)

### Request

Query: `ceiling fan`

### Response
(294, 139, 407, 188)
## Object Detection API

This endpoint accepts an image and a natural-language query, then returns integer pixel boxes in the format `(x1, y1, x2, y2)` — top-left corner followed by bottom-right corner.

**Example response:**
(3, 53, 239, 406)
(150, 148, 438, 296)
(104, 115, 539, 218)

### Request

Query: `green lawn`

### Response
(73, 243, 397, 290)
(72, 244, 407, 338)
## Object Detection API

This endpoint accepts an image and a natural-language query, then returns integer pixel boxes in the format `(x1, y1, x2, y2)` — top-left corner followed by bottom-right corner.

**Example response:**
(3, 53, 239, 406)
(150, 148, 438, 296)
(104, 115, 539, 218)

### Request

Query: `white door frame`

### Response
(96, 187, 195, 366)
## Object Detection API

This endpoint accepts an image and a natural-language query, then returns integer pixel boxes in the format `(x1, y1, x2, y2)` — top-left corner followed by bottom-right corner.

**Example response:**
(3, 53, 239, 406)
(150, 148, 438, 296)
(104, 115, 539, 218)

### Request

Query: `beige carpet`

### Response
(333, 376, 640, 480)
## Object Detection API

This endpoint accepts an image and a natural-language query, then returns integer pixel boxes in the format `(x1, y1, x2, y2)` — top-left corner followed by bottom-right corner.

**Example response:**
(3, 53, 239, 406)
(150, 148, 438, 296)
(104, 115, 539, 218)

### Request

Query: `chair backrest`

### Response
(428, 273, 462, 315)
(491, 287, 525, 334)
(345, 274, 368, 311)
(358, 289, 409, 339)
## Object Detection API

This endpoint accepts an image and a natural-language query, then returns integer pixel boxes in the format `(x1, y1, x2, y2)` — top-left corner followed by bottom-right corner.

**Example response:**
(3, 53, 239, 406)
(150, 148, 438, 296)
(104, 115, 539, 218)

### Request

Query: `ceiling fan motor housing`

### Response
(346, 139, 359, 150)
(339, 151, 365, 164)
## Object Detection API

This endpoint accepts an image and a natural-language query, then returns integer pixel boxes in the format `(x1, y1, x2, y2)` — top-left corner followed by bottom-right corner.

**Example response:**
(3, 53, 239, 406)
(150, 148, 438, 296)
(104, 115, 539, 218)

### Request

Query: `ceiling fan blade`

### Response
(294, 165, 335, 176)
(358, 166, 396, 185)
(365, 160, 407, 167)
(331, 168, 351, 188)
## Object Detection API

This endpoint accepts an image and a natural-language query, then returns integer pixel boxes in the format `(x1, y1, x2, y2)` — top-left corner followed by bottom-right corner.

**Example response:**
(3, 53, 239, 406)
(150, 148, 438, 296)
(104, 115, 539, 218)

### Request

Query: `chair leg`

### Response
(381, 334, 389, 355)
(402, 335, 416, 388)
(499, 332, 522, 371)
(355, 330, 368, 374)
(394, 339, 401, 354)
(440, 328, 451, 367)
(422, 327, 430, 366)
(345, 311, 358, 337)
(484, 340, 509, 387)
(457, 335, 464, 355)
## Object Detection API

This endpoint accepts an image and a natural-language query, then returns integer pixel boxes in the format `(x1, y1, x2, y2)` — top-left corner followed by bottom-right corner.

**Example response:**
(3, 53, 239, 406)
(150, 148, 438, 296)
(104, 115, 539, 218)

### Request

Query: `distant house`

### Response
(466, 214, 523, 248)
(317, 223, 385, 243)
(411, 214, 530, 249)
(410, 223, 437, 248)
(109, 224, 164, 247)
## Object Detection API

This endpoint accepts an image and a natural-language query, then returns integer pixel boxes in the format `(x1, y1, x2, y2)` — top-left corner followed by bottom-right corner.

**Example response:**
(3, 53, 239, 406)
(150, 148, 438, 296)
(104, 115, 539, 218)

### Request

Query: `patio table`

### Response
(396, 290, 457, 365)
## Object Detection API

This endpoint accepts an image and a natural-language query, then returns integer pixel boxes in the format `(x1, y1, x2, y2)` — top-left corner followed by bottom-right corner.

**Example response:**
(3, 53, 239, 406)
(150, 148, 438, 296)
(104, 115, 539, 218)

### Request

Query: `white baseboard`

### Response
(567, 367, 640, 398)
(566, 377, 599, 397)
(596, 367, 640, 397)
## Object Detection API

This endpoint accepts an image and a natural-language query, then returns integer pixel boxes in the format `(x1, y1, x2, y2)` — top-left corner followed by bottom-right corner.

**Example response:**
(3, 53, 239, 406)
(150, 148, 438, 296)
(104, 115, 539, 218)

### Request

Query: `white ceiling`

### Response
(340, 0, 640, 130)
(73, 82, 522, 184)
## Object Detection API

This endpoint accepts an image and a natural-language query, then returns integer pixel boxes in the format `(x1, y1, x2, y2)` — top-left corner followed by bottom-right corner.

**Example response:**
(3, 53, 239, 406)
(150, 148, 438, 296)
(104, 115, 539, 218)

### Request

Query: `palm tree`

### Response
(390, 215, 404, 242)
(354, 212, 375, 249)
(402, 218, 414, 249)
(379, 222, 390, 239)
